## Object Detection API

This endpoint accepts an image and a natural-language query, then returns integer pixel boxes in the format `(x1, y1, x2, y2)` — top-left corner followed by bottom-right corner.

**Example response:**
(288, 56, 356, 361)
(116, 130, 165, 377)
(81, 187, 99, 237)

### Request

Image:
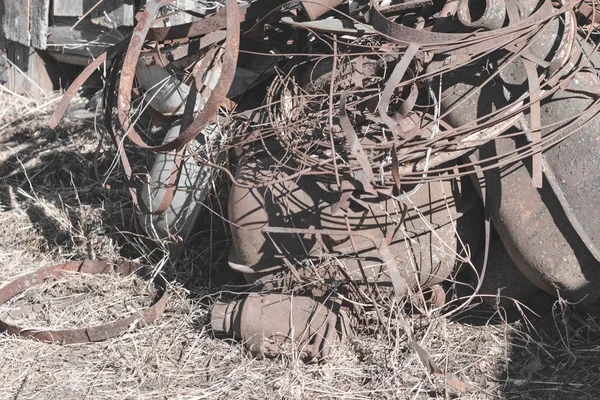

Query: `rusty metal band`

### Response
(339, 91, 376, 192)
(100, 0, 239, 215)
(137, 148, 186, 215)
(117, 0, 178, 145)
(0, 260, 168, 344)
(160, 30, 228, 69)
(117, 0, 241, 152)
(48, 45, 124, 129)
(524, 59, 543, 188)
(147, 4, 241, 42)
(377, 42, 420, 139)
(97, 51, 184, 216)
(369, 0, 554, 54)
(48, 0, 240, 130)
(162, 0, 240, 149)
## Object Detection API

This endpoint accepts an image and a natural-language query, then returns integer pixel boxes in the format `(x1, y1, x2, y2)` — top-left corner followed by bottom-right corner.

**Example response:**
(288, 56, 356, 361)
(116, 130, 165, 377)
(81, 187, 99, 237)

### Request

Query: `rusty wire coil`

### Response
(47, 0, 600, 215)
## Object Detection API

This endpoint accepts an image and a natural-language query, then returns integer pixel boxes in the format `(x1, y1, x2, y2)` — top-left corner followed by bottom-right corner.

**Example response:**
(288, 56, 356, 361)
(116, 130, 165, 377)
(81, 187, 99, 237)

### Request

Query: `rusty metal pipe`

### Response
(457, 0, 506, 30)
(211, 294, 346, 361)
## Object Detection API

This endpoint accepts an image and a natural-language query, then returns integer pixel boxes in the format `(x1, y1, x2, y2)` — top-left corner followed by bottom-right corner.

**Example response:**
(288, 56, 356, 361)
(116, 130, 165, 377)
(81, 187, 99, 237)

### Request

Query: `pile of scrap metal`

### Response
(0, 0, 207, 93)
(48, 0, 600, 363)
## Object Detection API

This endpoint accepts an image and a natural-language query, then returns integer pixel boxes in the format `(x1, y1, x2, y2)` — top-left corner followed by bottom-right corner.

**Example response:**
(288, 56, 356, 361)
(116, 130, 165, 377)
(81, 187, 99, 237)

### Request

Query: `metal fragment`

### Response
(0, 260, 168, 344)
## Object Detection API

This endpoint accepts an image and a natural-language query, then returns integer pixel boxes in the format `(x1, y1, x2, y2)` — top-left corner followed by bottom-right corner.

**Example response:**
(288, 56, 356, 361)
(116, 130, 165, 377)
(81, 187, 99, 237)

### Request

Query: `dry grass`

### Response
(0, 91, 600, 400)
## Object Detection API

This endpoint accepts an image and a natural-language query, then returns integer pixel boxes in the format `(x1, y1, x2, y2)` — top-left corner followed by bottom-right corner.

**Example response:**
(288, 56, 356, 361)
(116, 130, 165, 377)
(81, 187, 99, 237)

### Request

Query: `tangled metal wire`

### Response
(47, 0, 600, 333)
(48, 0, 600, 198)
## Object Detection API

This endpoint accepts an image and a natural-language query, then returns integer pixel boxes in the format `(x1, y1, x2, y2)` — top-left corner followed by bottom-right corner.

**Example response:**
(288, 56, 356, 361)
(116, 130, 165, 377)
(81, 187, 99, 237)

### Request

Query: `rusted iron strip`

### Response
(339, 92, 376, 193)
(390, 143, 402, 192)
(438, 151, 490, 319)
(378, 0, 433, 15)
(102, 41, 227, 216)
(161, 31, 227, 69)
(377, 43, 419, 140)
(398, 83, 418, 120)
(524, 59, 543, 188)
(137, 148, 186, 215)
(48, 43, 126, 129)
(145, 0, 285, 42)
(147, 5, 237, 41)
(0, 260, 168, 344)
(369, 0, 553, 54)
(157, 0, 241, 150)
(399, 97, 600, 183)
(117, 0, 241, 152)
(352, 56, 364, 88)
(100, 53, 182, 216)
(49, 1, 235, 130)
(103, 56, 143, 210)
(131, 53, 221, 215)
(577, 1, 599, 21)
(548, 7, 576, 80)
(117, 0, 177, 144)
(48, 1, 171, 129)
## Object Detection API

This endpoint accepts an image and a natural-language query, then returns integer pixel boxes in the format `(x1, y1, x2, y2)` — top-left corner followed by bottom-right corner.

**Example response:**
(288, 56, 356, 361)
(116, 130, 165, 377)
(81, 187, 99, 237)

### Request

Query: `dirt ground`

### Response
(1, 92, 600, 400)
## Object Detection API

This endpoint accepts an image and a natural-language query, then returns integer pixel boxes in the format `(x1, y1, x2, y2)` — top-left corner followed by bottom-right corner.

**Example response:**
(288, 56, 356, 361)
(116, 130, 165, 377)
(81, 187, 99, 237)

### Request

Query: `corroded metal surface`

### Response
(211, 294, 345, 361)
(469, 38, 600, 310)
(42, 0, 600, 370)
(228, 151, 482, 295)
(0, 260, 168, 344)
(476, 136, 600, 306)
(541, 70, 600, 262)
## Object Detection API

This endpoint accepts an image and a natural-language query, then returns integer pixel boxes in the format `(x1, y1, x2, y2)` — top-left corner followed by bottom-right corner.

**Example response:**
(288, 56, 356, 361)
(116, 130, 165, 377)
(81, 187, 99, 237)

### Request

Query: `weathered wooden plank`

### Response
(2, 1, 28, 47)
(30, 0, 51, 49)
(2, 0, 50, 49)
(46, 17, 131, 66)
(53, 0, 135, 27)
(1, 42, 54, 95)
(53, 0, 86, 16)
(91, 0, 135, 27)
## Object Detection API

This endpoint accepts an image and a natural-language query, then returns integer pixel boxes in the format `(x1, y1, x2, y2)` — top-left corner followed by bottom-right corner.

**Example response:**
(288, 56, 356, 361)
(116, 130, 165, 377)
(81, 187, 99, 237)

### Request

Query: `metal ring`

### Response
(0, 260, 168, 344)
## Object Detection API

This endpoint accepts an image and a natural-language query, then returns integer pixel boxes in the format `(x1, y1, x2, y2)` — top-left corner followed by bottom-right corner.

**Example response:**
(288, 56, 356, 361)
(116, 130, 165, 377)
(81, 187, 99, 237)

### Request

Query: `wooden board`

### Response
(53, 0, 90, 16)
(46, 17, 131, 66)
(152, 0, 213, 26)
(2, 0, 50, 49)
(1, 42, 54, 95)
(53, 0, 135, 27)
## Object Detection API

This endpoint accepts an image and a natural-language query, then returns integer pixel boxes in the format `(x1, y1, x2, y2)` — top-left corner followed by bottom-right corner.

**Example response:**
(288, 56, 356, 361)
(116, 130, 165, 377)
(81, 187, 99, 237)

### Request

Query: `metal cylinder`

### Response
(440, 2, 558, 129)
(211, 294, 345, 361)
(457, 0, 506, 30)
(227, 150, 482, 293)
(138, 121, 215, 243)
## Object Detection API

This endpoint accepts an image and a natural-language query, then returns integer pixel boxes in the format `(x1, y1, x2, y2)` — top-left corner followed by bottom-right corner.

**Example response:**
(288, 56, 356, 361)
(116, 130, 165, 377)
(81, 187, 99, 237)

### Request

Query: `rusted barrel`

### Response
(227, 151, 482, 294)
